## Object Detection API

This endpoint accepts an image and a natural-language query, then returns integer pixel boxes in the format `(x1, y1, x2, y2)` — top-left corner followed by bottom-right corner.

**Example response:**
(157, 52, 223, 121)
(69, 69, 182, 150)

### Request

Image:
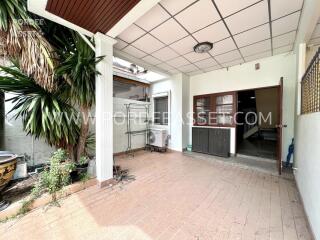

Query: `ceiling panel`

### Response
(132, 34, 165, 54)
(135, 5, 171, 31)
(152, 47, 179, 61)
(311, 24, 320, 39)
(273, 31, 296, 48)
(234, 24, 270, 47)
(214, 0, 261, 18)
(114, 39, 128, 50)
(215, 50, 242, 63)
(244, 50, 272, 62)
(157, 63, 174, 71)
(204, 65, 222, 72)
(150, 18, 189, 45)
(160, 0, 197, 15)
(273, 45, 293, 55)
(309, 37, 320, 46)
(178, 64, 199, 73)
(142, 55, 162, 65)
(272, 11, 300, 36)
(175, 0, 221, 33)
(193, 21, 230, 43)
(118, 25, 146, 43)
(271, 0, 303, 20)
(240, 39, 271, 56)
(225, 1, 269, 35)
(169, 36, 198, 55)
(167, 56, 190, 67)
(113, 0, 305, 75)
(210, 37, 237, 56)
(189, 70, 204, 76)
(168, 69, 180, 74)
(122, 46, 148, 59)
(194, 58, 218, 68)
(222, 58, 244, 68)
(184, 52, 211, 62)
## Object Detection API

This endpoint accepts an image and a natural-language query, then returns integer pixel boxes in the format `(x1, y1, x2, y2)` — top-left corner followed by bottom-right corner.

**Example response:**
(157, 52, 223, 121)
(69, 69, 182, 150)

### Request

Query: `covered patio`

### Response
(0, 151, 312, 240)
(0, 0, 319, 239)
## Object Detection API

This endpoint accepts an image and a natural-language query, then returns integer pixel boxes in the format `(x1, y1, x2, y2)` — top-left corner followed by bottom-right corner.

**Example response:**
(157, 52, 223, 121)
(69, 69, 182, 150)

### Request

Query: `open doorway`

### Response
(236, 87, 279, 160)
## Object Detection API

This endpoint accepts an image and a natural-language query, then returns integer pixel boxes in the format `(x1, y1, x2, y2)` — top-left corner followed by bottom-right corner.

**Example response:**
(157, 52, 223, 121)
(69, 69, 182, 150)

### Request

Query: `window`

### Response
(193, 92, 236, 127)
(154, 96, 168, 125)
(113, 76, 150, 101)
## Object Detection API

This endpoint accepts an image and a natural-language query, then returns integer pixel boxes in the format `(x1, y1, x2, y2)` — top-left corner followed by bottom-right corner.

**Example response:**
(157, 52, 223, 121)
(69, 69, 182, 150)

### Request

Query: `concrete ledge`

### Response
(0, 178, 97, 221)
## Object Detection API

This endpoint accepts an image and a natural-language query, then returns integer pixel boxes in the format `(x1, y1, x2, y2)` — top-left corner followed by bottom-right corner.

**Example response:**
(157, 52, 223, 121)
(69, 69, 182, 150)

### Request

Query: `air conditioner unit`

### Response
(148, 129, 168, 148)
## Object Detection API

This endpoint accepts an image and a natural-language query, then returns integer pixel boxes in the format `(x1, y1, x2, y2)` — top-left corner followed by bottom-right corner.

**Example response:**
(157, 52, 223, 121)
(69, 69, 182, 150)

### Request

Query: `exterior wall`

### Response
(3, 95, 148, 165)
(3, 93, 55, 166)
(113, 97, 150, 154)
(295, 113, 320, 240)
(189, 53, 297, 160)
(150, 74, 189, 151)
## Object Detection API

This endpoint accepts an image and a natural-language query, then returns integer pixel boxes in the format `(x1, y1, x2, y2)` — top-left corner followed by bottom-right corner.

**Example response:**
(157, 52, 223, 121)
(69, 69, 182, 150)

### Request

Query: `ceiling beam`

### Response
(107, 0, 161, 38)
(28, 0, 94, 37)
(294, 0, 320, 50)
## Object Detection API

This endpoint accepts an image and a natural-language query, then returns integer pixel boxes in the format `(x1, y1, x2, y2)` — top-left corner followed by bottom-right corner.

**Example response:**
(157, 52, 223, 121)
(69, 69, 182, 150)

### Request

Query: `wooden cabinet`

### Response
(192, 127, 209, 153)
(192, 127, 230, 157)
(208, 128, 230, 157)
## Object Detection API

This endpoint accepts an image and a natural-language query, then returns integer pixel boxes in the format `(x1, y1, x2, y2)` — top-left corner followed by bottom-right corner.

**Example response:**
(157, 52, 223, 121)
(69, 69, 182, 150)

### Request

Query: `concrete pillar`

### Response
(94, 33, 116, 186)
(296, 43, 307, 116)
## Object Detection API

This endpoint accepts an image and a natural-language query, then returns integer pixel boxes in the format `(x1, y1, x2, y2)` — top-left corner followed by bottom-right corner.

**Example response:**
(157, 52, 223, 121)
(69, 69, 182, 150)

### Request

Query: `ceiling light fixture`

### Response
(194, 42, 213, 53)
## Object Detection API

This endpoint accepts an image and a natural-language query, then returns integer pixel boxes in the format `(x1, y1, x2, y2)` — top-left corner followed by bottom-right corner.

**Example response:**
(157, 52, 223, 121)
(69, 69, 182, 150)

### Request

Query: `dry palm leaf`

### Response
(0, 0, 57, 91)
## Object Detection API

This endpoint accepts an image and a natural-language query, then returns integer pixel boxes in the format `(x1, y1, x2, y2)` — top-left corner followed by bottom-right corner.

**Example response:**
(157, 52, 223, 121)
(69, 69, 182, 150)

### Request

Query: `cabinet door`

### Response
(192, 128, 209, 153)
(192, 128, 201, 152)
(208, 128, 230, 157)
(208, 128, 218, 155)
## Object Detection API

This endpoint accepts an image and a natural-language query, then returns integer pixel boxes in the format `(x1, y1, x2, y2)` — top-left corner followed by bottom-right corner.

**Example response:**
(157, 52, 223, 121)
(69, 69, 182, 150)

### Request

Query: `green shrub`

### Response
(18, 149, 76, 215)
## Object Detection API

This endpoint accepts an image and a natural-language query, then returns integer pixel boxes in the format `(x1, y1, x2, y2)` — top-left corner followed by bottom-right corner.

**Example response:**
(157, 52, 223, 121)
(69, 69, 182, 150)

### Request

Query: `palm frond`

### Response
(0, 0, 56, 91)
(0, 65, 79, 148)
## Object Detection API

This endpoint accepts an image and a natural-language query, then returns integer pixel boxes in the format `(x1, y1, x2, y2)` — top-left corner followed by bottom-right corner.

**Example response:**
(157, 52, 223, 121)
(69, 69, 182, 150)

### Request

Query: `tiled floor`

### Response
(0, 151, 313, 240)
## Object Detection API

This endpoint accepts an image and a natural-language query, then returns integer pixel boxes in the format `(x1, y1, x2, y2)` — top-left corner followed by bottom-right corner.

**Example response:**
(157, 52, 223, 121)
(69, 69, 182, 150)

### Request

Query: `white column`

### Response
(94, 32, 117, 185)
(296, 43, 306, 116)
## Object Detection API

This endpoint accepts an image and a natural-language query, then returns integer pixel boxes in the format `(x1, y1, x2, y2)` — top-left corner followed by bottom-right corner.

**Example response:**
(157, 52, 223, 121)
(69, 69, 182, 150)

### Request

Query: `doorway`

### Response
(236, 87, 279, 160)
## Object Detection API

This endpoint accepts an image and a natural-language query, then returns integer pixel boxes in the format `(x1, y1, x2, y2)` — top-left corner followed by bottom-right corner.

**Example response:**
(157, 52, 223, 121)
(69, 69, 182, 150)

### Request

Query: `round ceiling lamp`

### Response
(193, 42, 213, 53)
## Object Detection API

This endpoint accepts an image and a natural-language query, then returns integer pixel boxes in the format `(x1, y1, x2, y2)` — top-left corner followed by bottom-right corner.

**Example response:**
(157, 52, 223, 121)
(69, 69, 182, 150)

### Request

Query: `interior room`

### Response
(236, 87, 279, 160)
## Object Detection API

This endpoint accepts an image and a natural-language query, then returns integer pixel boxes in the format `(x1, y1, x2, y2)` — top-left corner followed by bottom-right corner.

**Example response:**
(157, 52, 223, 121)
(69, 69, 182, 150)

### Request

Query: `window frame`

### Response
(193, 91, 237, 127)
(152, 92, 170, 126)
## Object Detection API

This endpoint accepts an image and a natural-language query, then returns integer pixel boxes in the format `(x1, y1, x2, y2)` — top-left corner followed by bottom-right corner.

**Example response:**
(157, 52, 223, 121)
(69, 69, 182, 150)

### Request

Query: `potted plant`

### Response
(70, 156, 89, 182)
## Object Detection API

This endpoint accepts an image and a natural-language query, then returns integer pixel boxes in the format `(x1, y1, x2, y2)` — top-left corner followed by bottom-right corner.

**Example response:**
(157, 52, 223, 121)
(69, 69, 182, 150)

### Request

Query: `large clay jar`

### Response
(0, 154, 17, 211)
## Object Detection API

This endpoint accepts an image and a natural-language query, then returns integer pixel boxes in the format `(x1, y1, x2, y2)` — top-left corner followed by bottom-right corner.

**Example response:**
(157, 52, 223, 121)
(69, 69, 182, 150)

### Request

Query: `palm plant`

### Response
(0, 0, 56, 91)
(54, 31, 103, 161)
(0, 64, 80, 157)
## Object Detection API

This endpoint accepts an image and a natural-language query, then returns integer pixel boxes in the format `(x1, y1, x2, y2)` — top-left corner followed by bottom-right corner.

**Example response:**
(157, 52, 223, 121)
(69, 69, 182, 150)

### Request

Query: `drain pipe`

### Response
(78, 32, 95, 51)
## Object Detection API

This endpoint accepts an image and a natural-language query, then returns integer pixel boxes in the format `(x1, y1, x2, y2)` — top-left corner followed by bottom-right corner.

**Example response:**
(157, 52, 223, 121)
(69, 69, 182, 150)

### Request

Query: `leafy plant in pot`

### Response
(70, 156, 89, 182)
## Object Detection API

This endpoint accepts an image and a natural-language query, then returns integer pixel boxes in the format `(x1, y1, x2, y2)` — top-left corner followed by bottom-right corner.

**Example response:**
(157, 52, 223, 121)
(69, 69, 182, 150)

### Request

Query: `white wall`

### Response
(189, 53, 297, 160)
(150, 73, 190, 151)
(295, 113, 320, 240)
(3, 94, 55, 166)
(113, 97, 150, 153)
